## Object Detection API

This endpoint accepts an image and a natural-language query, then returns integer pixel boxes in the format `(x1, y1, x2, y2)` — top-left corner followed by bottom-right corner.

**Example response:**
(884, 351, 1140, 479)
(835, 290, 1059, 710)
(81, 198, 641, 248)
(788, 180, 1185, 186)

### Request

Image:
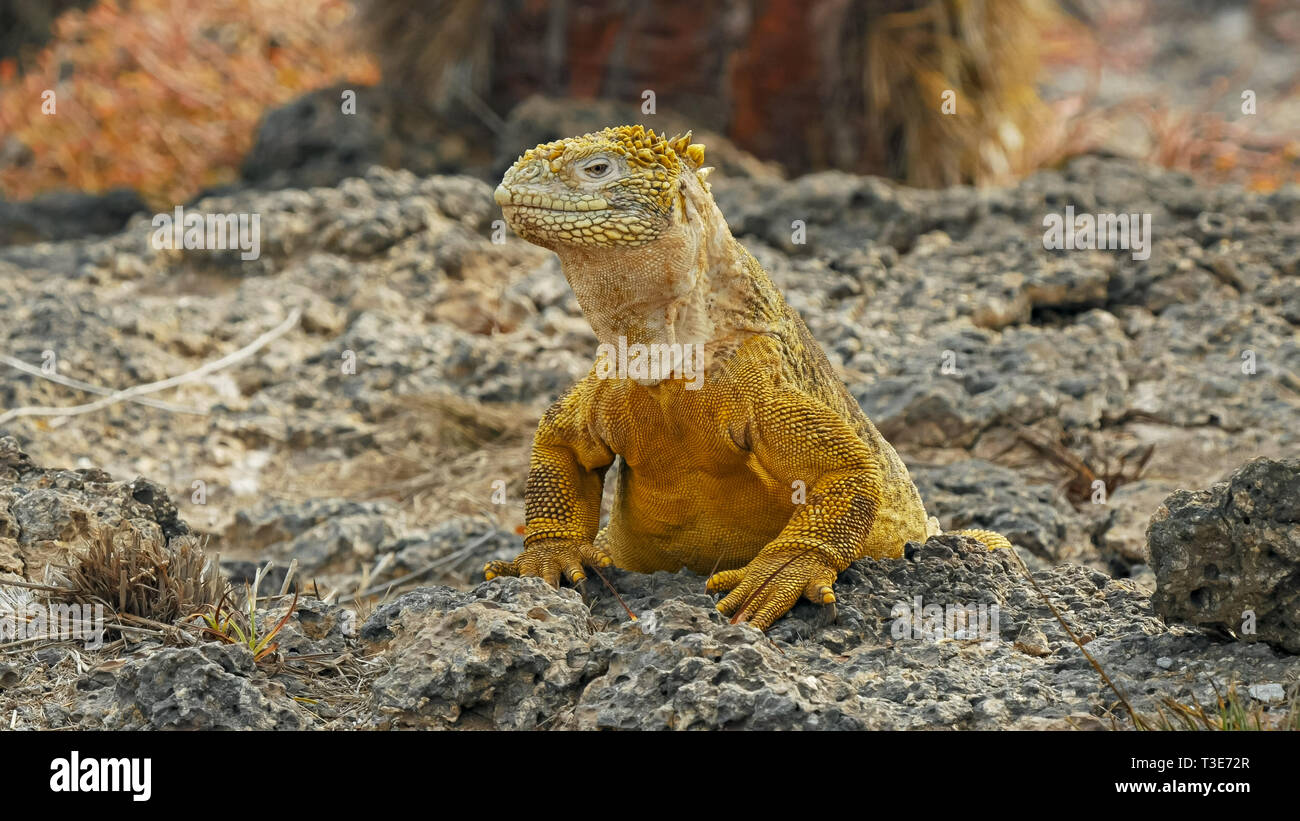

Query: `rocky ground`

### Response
(0, 143, 1297, 728)
(3, 437, 1298, 730)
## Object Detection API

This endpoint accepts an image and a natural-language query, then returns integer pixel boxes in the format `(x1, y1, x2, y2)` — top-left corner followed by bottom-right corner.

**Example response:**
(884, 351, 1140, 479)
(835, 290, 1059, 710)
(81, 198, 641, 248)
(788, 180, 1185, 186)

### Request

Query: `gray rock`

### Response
(268, 597, 357, 659)
(241, 84, 386, 192)
(0, 436, 188, 579)
(1149, 458, 1300, 653)
(1127, 563, 1157, 594)
(223, 497, 397, 556)
(275, 511, 395, 575)
(363, 577, 603, 729)
(354, 534, 1300, 730)
(1248, 683, 1286, 703)
(221, 496, 402, 579)
(0, 188, 147, 247)
(386, 518, 517, 580)
(74, 643, 311, 730)
(35, 648, 68, 668)
(1098, 480, 1183, 564)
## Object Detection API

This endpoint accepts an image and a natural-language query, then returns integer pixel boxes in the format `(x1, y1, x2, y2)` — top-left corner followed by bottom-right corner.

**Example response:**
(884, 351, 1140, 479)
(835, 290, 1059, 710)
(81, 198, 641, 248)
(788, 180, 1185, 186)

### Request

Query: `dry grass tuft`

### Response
(63, 522, 230, 625)
(1147, 686, 1300, 731)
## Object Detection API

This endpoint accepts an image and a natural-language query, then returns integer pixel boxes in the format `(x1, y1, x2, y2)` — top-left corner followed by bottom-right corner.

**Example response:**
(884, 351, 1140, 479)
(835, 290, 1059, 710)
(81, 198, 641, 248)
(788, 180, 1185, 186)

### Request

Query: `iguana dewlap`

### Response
(485, 125, 1010, 630)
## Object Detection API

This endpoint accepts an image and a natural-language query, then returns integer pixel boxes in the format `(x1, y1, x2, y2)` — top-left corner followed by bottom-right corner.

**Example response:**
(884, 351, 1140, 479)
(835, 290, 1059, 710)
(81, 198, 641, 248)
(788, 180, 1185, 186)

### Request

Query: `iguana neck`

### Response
(553, 187, 785, 358)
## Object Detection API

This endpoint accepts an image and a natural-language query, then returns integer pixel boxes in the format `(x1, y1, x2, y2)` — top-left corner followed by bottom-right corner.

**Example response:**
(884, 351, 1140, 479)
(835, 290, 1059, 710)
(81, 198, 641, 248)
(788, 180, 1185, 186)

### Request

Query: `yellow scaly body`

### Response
(486, 125, 1010, 630)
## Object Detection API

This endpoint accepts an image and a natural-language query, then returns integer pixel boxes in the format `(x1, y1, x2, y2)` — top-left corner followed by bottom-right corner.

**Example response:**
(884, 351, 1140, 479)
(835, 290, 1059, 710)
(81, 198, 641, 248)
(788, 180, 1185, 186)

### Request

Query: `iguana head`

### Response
(496, 125, 774, 360)
(494, 125, 709, 250)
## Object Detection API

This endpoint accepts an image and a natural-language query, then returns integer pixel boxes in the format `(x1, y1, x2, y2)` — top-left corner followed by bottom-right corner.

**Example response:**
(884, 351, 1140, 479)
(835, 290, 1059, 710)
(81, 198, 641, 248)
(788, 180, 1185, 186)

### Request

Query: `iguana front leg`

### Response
(709, 390, 883, 630)
(484, 382, 615, 587)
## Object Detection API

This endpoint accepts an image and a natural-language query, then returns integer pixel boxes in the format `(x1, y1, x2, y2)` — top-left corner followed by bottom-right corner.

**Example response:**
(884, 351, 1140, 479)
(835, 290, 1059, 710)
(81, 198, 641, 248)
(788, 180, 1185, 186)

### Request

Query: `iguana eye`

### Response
(579, 159, 613, 180)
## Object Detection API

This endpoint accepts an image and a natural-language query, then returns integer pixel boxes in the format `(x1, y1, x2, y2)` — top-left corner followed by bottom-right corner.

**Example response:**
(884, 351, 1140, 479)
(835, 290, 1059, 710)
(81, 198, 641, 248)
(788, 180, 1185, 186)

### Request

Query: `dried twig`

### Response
(338, 530, 497, 604)
(1004, 547, 1150, 730)
(0, 354, 206, 415)
(0, 308, 300, 425)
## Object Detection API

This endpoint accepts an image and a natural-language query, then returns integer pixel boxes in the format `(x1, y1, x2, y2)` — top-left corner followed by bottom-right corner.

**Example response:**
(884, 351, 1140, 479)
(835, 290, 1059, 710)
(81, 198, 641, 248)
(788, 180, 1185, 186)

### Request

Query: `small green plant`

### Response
(197, 586, 299, 662)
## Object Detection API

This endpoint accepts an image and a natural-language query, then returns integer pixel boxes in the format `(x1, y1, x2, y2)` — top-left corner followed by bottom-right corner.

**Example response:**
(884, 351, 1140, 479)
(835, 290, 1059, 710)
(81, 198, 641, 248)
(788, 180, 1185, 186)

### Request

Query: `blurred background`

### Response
(1, 0, 1297, 243)
(0, 0, 1297, 602)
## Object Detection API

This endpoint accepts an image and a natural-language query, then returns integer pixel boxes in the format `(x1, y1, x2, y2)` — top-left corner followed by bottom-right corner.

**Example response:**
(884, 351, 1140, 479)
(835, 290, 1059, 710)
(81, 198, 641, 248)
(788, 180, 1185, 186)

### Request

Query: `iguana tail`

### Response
(954, 528, 1014, 551)
(925, 517, 1014, 550)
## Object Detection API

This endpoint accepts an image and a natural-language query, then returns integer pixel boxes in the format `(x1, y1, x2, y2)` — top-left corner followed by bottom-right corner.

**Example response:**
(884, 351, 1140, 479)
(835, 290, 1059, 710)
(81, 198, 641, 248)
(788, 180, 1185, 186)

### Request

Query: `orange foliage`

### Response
(0, 0, 378, 208)
(1037, 3, 1300, 194)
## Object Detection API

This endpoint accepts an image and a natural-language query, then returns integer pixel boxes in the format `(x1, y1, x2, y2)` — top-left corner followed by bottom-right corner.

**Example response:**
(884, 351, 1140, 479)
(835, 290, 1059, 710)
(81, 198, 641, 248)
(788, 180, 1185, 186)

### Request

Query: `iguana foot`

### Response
(484, 537, 613, 588)
(707, 545, 839, 630)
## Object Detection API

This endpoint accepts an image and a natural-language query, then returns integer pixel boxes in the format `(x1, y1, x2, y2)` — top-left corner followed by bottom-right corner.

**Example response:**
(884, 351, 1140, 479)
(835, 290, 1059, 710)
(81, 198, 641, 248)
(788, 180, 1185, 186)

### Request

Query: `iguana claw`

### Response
(484, 537, 612, 589)
(708, 546, 839, 630)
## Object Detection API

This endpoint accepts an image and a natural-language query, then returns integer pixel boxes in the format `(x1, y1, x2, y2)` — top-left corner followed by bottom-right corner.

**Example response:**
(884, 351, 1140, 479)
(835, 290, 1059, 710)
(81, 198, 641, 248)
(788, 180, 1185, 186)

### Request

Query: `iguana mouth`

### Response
(494, 186, 609, 212)
(507, 203, 610, 215)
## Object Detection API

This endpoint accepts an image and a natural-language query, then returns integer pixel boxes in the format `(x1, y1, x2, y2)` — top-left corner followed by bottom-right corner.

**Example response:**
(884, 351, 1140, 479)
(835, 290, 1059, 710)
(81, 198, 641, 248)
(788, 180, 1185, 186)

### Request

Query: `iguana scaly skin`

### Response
(485, 125, 1011, 630)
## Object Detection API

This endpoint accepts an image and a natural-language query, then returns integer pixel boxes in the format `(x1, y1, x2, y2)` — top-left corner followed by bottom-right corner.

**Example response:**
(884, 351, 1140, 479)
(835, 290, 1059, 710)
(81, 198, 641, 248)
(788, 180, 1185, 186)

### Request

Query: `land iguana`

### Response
(486, 125, 1011, 630)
